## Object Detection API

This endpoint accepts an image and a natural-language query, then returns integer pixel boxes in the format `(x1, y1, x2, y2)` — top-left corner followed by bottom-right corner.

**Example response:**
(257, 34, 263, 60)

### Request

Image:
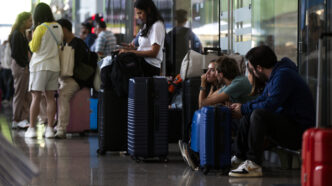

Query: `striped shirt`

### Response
(93, 30, 116, 57)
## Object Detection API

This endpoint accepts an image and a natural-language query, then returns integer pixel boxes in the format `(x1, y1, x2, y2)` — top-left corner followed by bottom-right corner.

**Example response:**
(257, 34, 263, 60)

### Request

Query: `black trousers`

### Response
(141, 60, 160, 77)
(1, 69, 14, 100)
(234, 109, 306, 165)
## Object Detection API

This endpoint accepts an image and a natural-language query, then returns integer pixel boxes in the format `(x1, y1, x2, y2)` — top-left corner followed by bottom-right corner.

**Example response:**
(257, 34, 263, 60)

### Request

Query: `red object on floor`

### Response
(66, 88, 90, 133)
(301, 128, 332, 186)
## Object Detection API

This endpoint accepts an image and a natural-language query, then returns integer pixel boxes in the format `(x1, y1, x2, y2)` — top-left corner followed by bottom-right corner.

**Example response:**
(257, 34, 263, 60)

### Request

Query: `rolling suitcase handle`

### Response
(316, 33, 332, 128)
(203, 47, 222, 55)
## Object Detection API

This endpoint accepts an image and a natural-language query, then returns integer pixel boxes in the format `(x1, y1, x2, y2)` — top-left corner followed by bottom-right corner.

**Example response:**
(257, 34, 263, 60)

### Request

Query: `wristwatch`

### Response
(200, 86, 206, 91)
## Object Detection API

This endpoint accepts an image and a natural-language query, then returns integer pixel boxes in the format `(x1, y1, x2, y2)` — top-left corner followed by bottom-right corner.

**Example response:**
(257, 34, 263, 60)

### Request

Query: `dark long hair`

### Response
(134, 0, 164, 37)
(8, 12, 31, 44)
(33, 3, 55, 27)
(247, 63, 265, 96)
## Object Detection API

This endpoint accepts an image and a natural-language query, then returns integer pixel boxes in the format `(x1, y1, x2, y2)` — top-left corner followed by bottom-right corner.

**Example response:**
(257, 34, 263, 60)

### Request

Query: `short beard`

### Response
(256, 71, 268, 82)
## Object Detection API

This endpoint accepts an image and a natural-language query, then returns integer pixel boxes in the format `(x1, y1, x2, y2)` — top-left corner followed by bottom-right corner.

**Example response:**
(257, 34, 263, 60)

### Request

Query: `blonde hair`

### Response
(8, 12, 31, 44)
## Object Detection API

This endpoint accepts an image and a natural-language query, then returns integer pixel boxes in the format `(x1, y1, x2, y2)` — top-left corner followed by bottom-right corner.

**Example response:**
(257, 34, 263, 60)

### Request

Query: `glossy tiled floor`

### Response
(1, 103, 301, 186)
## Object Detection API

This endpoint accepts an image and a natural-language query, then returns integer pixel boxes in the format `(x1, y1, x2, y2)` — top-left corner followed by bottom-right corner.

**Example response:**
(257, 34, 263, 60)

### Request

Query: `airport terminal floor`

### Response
(1, 103, 301, 186)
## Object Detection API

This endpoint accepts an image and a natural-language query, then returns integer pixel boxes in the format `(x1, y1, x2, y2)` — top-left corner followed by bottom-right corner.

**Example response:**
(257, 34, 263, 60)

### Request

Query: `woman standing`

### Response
(25, 3, 63, 138)
(119, 0, 165, 76)
(9, 12, 32, 129)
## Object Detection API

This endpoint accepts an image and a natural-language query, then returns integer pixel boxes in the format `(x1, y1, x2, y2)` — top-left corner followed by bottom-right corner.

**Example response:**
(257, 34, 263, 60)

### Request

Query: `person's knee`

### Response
(250, 109, 268, 127)
(31, 92, 42, 101)
(44, 92, 56, 103)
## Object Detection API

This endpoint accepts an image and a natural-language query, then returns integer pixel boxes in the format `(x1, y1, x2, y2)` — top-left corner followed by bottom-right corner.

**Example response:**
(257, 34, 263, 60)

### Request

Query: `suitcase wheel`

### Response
(97, 149, 106, 155)
(201, 166, 209, 175)
(159, 156, 169, 163)
(131, 156, 141, 163)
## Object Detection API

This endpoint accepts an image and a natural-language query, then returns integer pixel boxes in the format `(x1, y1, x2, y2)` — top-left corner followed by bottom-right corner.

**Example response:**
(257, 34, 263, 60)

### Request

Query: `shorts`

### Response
(29, 71, 59, 91)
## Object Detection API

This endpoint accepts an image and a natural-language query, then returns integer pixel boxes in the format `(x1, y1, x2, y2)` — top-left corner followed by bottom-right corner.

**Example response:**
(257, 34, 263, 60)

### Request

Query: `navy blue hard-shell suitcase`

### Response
(199, 106, 232, 174)
(97, 89, 127, 155)
(182, 77, 201, 143)
(127, 77, 169, 162)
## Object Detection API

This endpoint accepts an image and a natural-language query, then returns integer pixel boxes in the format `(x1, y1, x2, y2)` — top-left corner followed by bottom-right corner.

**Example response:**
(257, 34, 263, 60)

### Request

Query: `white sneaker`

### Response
(231, 155, 244, 169)
(178, 140, 198, 170)
(17, 120, 29, 129)
(44, 126, 55, 138)
(25, 127, 37, 138)
(55, 130, 66, 139)
(229, 160, 262, 177)
(12, 121, 18, 129)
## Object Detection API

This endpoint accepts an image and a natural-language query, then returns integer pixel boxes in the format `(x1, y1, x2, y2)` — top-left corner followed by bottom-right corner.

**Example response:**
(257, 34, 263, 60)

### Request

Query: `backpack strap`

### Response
(42, 23, 61, 45)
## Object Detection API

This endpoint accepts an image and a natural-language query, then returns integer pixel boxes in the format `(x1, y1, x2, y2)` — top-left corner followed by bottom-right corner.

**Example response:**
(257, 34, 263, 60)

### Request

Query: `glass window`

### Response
(299, 0, 332, 126)
(192, 0, 220, 48)
(252, 0, 298, 62)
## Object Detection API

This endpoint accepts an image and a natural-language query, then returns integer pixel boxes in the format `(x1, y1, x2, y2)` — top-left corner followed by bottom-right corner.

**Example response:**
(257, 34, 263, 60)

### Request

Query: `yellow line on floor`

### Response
(0, 115, 13, 143)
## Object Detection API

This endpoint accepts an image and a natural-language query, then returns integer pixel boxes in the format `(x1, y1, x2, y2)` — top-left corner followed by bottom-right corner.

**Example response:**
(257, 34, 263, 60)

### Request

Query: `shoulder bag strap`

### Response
(42, 23, 61, 45)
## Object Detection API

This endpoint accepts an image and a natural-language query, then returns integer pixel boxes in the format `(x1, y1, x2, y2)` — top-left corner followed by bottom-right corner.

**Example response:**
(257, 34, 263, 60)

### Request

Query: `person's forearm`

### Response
(198, 89, 206, 109)
(129, 49, 158, 58)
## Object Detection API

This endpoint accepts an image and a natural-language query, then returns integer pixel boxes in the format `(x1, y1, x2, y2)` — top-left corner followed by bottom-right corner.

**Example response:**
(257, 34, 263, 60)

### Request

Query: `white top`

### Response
(1, 42, 11, 69)
(137, 21, 165, 68)
(29, 22, 63, 72)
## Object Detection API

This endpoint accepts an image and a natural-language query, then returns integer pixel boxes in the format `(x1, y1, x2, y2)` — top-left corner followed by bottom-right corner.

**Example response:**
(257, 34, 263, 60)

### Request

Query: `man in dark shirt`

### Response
(165, 9, 202, 76)
(229, 46, 315, 177)
(56, 18, 95, 138)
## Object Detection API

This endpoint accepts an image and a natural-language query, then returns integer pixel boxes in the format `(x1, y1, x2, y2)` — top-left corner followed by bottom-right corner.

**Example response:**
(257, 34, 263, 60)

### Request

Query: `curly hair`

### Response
(216, 56, 241, 80)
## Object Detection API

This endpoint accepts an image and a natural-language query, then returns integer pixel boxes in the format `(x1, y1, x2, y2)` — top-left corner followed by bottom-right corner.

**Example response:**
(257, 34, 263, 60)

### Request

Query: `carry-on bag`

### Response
(182, 77, 201, 143)
(190, 109, 202, 152)
(97, 89, 128, 155)
(199, 106, 232, 174)
(66, 88, 90, 133)
(89, 98, 98, 130)
(168, 108, 182, 143)
(127, 77, 168, 162)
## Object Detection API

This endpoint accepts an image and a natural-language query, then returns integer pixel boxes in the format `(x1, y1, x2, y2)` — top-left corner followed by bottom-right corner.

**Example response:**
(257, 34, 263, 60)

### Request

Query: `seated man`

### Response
(230, 46, 315, 177)
(56, 19, 95, 138)
(179, 56, 252, 170)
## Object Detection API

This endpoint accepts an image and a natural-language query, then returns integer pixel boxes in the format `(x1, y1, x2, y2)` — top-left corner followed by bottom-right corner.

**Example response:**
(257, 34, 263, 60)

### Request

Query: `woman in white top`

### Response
(25, 3, 63, 138)
(119, 0, 165, 76)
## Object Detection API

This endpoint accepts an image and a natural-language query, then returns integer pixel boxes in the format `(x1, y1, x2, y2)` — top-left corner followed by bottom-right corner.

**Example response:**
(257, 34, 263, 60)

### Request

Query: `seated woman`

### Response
(179, 56, 253, 170)
(118, 0, 165, 77)
(247, 62, 265, 98)
(198, 59, 220, 108)
(199, 56, 252, 108)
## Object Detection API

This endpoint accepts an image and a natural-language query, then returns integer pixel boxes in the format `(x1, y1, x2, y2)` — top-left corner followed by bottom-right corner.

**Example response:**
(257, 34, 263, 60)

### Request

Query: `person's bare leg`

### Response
(44, 91, 56, 128)
(29, 91, 42, 128)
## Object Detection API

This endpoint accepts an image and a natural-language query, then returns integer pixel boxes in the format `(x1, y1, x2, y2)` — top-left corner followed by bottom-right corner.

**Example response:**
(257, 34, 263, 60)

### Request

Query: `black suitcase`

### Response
(97, 89, 127, 155)
(182, 77, 201, 143)
(127, 77, 168, 162)
(168, 108, 182, 143)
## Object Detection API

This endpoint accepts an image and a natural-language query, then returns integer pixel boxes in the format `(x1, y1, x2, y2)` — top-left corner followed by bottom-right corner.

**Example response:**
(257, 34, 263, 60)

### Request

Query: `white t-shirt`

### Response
(137, 21, 165, 68)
